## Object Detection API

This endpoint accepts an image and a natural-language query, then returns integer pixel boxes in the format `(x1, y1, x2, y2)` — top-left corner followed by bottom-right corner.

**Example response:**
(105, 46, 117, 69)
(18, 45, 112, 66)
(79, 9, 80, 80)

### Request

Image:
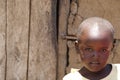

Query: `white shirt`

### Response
(63, 64, 120, 80)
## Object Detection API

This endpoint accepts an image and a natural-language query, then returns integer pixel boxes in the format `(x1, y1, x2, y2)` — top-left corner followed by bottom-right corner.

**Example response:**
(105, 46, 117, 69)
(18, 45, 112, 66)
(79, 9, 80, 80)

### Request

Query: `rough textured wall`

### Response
(65, 0, 120, 73)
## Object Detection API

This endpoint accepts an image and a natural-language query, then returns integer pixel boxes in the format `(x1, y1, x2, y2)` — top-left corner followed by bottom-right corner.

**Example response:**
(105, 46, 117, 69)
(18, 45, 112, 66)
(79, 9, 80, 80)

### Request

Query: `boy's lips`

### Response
(89, 62, 100, 66)
(90, 62, 100, 64)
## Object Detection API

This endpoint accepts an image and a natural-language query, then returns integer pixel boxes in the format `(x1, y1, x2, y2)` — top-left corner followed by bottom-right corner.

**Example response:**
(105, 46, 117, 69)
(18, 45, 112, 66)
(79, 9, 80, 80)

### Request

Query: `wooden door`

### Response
(0, 0, 57, 80)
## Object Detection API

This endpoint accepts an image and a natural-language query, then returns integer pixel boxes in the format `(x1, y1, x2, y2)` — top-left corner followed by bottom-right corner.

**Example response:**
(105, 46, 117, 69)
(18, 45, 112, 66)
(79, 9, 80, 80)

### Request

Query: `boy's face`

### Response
(77, 31, 113, 72)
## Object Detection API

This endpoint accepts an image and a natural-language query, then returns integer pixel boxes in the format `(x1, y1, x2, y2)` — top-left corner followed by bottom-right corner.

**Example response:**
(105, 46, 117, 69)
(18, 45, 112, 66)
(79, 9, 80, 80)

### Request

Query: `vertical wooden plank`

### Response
(58, 0, 70, 80)
(0, 0, 6, 80)
(28, 0, 57, 80)
(6, 0, 29, 80)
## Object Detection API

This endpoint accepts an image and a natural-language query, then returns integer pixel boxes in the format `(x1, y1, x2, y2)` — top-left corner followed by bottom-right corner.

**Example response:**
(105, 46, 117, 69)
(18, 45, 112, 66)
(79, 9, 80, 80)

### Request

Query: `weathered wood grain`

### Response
(28, 0, 57, 80)
(58, 0, 70, 80)
(6, 0, 29, 80)
(0, 0, 6, 80)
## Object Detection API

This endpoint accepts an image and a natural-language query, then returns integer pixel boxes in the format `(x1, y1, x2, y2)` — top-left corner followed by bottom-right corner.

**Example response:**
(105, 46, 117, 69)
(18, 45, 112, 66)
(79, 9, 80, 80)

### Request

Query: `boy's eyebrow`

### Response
(83, 43, 93, 47)
(101, 47, 109, 49)
(102, 46, 109, 48)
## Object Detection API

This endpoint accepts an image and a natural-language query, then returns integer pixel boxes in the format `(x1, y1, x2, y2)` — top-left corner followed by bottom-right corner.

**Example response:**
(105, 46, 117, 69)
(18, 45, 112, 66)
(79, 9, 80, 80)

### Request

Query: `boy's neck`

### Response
(79, 64, 112, 80)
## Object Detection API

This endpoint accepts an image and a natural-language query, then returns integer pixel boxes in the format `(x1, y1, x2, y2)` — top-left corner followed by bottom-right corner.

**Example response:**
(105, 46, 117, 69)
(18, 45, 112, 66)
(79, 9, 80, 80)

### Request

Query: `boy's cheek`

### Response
(102, 53, 110, 60)
(79, 51, 85, 60)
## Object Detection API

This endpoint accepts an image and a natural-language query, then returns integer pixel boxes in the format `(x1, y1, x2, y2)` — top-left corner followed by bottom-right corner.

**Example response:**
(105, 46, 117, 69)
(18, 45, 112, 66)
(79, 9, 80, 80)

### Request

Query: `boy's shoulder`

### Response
(112, 64, 120, 79)
(114, 64, 120, 72)
(113, 64, 120, 66)
(63, 72, 81, 80)
(63, 68, 82, 80)
(113, 64, 120, 69)
(63, 64, 120, 80)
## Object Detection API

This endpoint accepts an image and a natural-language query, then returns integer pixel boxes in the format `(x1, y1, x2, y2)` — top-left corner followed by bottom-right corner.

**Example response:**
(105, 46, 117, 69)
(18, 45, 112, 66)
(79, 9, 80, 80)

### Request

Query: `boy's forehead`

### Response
(82, 38, 111, 44)
(80, 36, 112, 48)
(79, 28, 112, 41)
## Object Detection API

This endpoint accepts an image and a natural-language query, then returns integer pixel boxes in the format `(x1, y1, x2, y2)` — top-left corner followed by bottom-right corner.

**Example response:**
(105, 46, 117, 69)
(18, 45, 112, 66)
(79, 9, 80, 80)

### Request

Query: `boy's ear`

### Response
(111, 39, 116, 51)
(75, 40, 78, 46)
(75, 40, 80, 53)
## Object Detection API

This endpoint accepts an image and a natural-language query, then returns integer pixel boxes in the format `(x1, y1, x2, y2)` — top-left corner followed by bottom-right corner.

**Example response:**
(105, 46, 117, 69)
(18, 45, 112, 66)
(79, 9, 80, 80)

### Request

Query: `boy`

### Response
(63, 17, 120, 80)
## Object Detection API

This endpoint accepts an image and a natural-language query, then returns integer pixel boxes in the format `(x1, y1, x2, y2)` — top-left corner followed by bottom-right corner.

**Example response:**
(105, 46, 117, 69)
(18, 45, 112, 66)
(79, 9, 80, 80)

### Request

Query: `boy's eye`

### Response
(84, 48, 93, 52)
(101, 49, 108, 53)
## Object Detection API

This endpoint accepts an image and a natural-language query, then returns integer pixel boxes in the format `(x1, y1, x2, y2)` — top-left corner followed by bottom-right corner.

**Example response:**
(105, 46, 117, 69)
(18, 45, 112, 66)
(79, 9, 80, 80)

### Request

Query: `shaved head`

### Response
(77, 17, 114, 41)
(74, 17, 114, 74)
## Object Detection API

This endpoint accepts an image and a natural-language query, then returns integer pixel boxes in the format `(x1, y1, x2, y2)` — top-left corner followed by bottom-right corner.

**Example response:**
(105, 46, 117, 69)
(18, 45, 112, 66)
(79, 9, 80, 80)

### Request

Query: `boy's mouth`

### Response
(89, 62, 100, 66)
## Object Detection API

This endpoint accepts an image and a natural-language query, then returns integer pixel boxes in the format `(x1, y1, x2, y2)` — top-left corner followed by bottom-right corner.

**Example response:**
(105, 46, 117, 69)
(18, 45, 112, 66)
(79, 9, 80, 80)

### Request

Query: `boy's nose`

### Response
(92, 51, 99, 58)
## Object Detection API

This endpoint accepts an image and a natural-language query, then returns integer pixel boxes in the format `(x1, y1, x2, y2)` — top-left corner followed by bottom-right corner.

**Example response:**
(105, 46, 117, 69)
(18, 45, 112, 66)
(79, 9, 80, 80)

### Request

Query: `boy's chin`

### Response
(89, 69, 102, 73)
(86, 67, 104, 73)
